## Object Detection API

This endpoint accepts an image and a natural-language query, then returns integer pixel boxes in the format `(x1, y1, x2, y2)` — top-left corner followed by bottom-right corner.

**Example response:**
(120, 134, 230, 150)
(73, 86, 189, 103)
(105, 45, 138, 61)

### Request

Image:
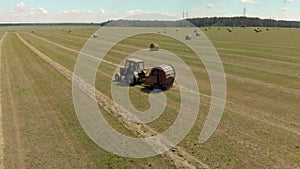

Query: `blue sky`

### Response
(0, 0, 299, 23)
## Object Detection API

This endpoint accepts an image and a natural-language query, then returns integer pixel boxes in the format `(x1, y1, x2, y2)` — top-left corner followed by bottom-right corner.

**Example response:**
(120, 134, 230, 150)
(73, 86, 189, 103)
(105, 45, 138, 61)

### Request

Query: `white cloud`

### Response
(38, 8, 48, 15)
(239, 0, 254, 5)
(161, 10, 170, 14)
(100, 8, 105, 15)
(71, 10, 80, 14)
(218, 3, 225, 7)
(283, 0, 294, 2)
(281, 7, 289, 13)
(86, 10, 94, 14)
(1, 2, 119, 23)
(127, 9, 144, 15)
(29, 8, 36, 15)
(62, 11, 70, 14)
(206, 4, 214, 9)
(15, 2, 49, 16)
(61, 10, 81, 15)
(16, 2, 26, 9)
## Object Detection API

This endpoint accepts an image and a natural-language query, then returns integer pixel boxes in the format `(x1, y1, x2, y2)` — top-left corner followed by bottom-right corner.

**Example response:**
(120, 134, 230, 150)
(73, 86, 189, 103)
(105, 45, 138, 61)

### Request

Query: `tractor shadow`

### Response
(112, 80, 164, 94)
(113, 80, 130, 87)
(140, 87, 164, 94)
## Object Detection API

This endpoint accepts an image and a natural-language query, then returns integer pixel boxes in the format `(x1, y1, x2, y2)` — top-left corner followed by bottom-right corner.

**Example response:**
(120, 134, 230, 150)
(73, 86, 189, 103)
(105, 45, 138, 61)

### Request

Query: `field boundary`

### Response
(16, 33, 210, 169)
(0, 32, 8, 169)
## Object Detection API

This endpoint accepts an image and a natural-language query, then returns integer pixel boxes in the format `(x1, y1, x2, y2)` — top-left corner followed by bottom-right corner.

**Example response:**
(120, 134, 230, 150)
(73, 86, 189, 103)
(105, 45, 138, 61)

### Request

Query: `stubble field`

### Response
(0, 26, 299, 169)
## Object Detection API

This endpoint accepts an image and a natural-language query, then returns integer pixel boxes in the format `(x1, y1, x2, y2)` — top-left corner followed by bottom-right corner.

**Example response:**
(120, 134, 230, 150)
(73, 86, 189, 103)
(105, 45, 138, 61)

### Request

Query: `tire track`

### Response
(213, 39, 300, 50)
(217, 47, 300, 62)
(221, 54, 300, 78)
(25, 33, 119, 67)
(3, 33, 26, 168)
(16, 33, 210, 169)
(0, 32, 7, 169)
(218, 52, 299, 67)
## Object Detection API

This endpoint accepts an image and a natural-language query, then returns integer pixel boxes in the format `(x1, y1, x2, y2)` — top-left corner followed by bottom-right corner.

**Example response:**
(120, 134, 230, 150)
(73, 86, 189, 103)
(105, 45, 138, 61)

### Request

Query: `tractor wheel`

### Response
(126, 73, 136, 86)
(115, 73, 121, 82)
(153, 83, 161, 90)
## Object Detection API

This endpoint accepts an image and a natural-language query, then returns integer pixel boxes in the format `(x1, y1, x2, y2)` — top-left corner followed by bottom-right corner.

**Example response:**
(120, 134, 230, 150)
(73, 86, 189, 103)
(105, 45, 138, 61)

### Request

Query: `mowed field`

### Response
(0, 26, 299, 169)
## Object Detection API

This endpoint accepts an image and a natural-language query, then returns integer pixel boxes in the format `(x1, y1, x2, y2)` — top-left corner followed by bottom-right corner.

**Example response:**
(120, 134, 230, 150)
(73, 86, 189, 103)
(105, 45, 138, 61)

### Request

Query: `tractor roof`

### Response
(126, 58, 143, 63)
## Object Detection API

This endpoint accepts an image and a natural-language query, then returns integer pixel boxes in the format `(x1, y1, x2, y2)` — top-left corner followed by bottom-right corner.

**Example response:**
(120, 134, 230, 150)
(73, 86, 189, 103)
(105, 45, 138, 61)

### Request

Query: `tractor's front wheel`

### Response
(115, 73, 121, 82)
(126, 73, 136, 86)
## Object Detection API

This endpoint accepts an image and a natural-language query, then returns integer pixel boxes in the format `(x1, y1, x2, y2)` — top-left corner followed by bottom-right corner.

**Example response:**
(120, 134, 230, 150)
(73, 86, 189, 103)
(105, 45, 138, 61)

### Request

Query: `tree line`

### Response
(1, 17, 300, 28)
(187, 17, 300, 28)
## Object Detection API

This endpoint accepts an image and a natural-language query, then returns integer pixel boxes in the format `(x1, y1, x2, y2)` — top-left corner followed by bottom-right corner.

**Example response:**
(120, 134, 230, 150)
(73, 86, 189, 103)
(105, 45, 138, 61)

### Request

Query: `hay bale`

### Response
(92, 34, 98, 38)
(254, 28, 262, 33)
(204, 28, 208, 31)
(226, 27, 233, 30)
(31, 30, 34, 33)
(196, 32, 201, 36)
(185, 35, 192, 40)
(68, 30, 72, 33)
(150, 43, 160, 51)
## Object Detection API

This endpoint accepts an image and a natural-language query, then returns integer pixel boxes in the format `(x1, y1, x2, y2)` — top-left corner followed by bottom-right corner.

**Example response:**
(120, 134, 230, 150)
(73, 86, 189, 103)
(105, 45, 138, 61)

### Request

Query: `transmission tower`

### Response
(243, 8, 247, 17)
(183, 11, 189, 19)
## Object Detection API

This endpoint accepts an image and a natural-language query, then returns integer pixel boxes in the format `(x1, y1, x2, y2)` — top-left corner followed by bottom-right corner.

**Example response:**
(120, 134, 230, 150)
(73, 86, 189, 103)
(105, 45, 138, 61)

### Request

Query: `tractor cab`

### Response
(124, 58, 144, 74)
(115, 58, 146, 85)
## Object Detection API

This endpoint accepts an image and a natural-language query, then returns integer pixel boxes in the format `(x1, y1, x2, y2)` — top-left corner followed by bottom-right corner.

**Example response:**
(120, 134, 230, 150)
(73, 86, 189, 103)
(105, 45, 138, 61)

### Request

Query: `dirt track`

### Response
(2, 33, 26, 168)
(16, 33, 210, 169)
(0, 32, 8, 169)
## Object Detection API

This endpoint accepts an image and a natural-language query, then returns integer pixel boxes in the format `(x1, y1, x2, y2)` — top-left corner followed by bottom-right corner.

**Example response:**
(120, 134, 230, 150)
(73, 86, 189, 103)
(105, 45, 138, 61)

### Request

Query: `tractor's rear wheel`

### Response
(153, 83, 161, 90)
(126, 73, 136, 86)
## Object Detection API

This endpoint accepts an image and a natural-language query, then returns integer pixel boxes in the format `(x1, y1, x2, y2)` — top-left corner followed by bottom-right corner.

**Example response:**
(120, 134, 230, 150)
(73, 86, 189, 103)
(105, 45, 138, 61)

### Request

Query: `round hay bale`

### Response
(254, 28, 262, 33)
(196, 32, 201, 36)
(185, 35, 192, 40)
(92, 34, 98, 38)
(150, 43, 160, 51)
(68, 30, 72, 33)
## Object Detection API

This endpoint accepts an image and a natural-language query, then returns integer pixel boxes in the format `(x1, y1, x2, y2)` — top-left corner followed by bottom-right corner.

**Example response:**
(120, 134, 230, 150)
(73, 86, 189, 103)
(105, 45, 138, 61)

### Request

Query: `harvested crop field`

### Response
(0, 26, 299, 169)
